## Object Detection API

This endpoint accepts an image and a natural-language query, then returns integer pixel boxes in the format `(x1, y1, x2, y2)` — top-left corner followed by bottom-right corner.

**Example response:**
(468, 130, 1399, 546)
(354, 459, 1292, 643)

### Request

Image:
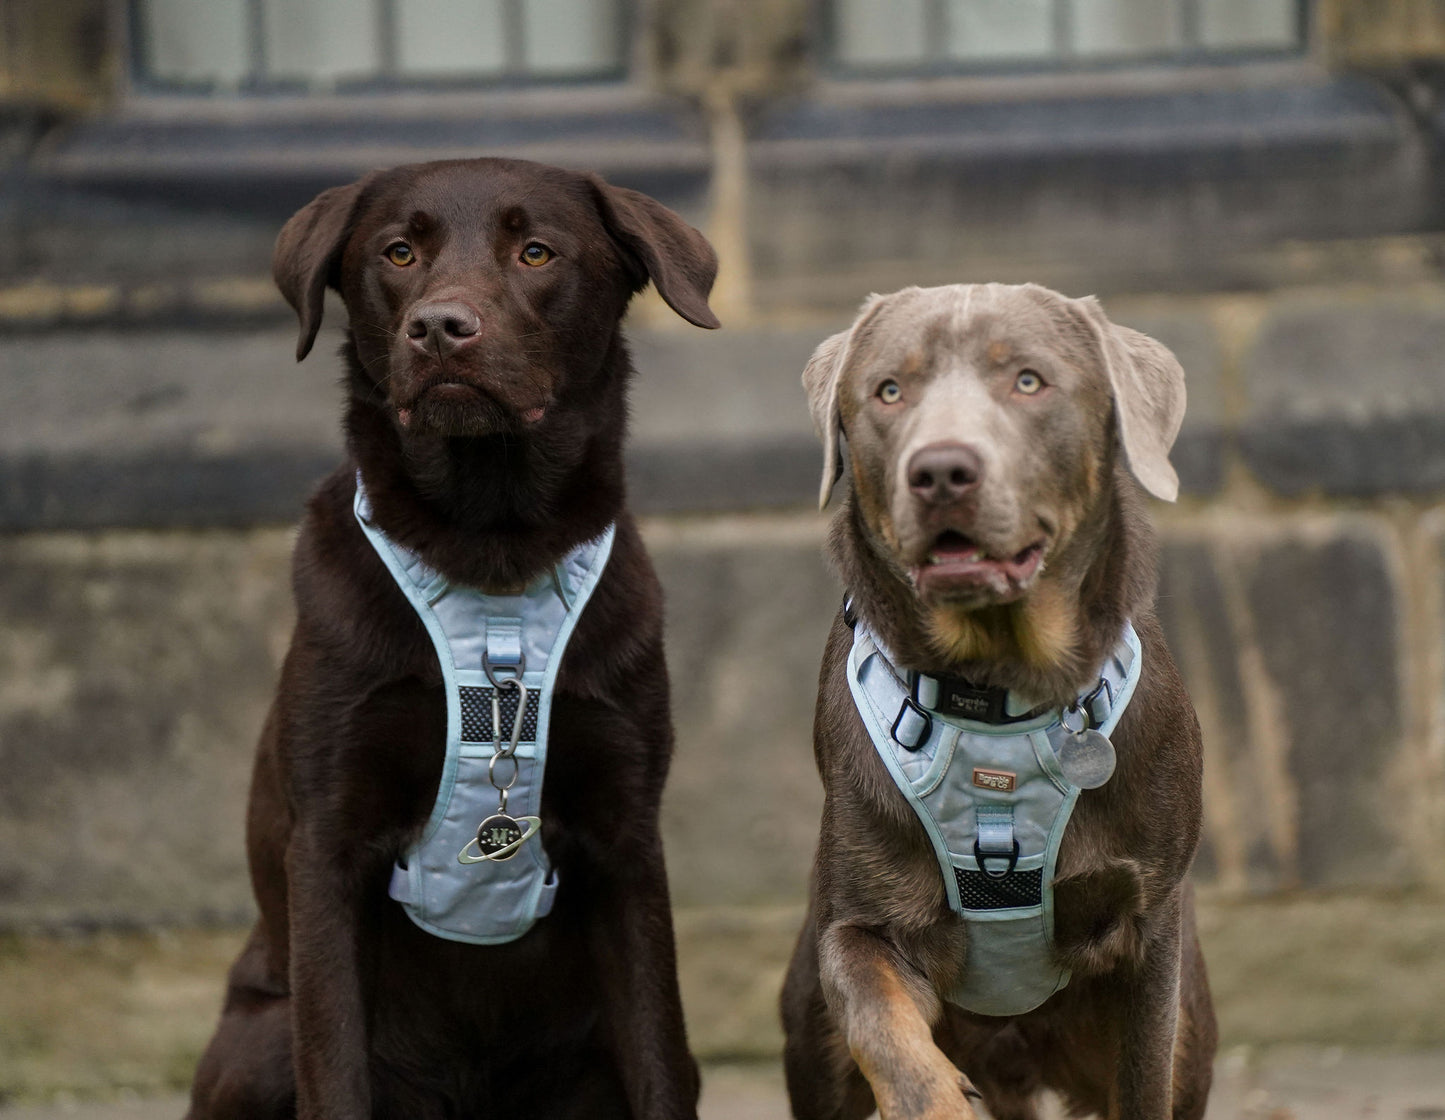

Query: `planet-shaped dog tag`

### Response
(458, 813, 542, 865)
(1055, 728, 1116, 790)
(477, 814, 524, 856)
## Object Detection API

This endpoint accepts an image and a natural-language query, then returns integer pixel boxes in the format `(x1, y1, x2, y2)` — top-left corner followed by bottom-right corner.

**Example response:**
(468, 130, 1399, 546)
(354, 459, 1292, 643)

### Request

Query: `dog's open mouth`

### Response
(912, 530, 1044, 600)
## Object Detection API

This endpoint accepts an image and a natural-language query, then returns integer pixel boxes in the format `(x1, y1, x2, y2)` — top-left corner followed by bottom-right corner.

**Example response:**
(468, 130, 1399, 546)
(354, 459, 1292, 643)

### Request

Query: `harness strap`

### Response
(485, 617, 524, 673)
(387, 865, 561, 917)
(974, 804, 1019, 879)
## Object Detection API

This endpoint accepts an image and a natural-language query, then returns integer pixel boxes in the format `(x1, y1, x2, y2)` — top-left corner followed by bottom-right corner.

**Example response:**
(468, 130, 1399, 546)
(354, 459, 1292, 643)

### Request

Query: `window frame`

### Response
(123, 0, 637, 97)
(818, 0, 1312, 80)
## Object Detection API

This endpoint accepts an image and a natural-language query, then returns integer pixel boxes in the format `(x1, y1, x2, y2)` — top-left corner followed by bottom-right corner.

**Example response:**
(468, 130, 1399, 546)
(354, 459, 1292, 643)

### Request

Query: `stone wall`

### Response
(2, 0, 1444, 942)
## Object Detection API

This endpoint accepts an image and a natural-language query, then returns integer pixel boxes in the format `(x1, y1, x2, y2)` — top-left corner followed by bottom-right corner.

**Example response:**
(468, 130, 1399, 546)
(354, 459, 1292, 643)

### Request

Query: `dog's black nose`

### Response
(907, 442, 984, 504)
(406, 301, 482, 356)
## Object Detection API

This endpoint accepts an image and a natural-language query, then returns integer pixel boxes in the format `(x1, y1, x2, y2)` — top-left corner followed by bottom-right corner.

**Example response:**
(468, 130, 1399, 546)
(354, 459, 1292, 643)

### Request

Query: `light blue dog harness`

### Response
(354, 481, 615, 945)
(846, 609, 1142, 1016)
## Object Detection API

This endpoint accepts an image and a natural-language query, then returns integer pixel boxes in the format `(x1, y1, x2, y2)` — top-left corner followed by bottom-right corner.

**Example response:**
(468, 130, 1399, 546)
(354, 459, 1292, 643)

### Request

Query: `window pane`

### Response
(141, 0, 249, 87)
(835, 0, 929, 66)
(1199, 0, 1298, 49)
(398, 0, 507, 76)
(946, 0, 1052, 61)
(263, 0, 379, 85)
(522, 0, 623, 75)
(1072, 0, 1181, 56)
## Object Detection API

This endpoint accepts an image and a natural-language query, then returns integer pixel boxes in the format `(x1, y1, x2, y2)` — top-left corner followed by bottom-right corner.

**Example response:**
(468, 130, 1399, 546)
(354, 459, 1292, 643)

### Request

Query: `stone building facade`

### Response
(2, 0, 1444, 941)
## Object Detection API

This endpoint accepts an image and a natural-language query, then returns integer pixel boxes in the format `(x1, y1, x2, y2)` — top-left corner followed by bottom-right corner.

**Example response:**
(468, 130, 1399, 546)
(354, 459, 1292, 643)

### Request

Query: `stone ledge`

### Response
(8, 286, 1445, 531)
(747, 75, 1432, 308)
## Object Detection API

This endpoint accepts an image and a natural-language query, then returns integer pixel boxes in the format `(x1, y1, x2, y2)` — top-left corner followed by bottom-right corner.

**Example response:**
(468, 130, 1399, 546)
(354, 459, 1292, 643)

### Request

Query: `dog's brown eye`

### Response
(385, 242, 416, 267)
(1014, 370, 1044, 395)
(521, 243, 553, 267)
(878, 380, 903, 404)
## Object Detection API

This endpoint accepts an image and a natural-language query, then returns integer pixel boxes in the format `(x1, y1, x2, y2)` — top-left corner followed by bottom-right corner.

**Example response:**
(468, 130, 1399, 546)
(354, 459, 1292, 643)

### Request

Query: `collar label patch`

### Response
(972, 767, 1017, 792)
(947, 686, 998, 719)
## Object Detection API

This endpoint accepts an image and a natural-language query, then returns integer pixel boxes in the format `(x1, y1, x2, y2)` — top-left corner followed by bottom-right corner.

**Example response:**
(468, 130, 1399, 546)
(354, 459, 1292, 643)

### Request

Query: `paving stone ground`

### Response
(4, 1051, 1445, 1120)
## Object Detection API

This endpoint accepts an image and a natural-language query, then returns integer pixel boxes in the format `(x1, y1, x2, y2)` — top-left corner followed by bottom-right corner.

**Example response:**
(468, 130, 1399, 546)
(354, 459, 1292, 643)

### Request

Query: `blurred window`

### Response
(831, 0, 1304, 71)
(133, 0, 627, 92)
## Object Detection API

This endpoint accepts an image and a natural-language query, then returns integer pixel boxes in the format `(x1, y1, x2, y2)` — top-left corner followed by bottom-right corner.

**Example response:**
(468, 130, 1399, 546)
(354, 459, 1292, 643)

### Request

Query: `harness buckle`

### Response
(1066, 677, 1113, 732)
(974, 838, 1021, 880)
(890, 696, 933, 751)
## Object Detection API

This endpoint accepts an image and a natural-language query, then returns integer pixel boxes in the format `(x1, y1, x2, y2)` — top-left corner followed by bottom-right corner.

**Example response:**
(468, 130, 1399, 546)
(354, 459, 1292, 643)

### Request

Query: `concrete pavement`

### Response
(5, 1051, 1445, 1120)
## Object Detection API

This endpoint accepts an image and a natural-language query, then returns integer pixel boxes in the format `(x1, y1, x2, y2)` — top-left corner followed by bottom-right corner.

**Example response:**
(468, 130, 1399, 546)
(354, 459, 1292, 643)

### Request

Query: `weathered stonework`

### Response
(1239, 292, 1445, 496)
(0, 531, 293, 927)
(4, 498, 1443, 928)
(651, 518, 832, 908)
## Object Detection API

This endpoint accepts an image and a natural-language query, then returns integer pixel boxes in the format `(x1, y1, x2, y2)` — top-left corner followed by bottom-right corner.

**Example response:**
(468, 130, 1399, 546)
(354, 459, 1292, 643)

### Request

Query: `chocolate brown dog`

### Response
(781, 284, 1215, 1120)
(186, 159, 718, 1119)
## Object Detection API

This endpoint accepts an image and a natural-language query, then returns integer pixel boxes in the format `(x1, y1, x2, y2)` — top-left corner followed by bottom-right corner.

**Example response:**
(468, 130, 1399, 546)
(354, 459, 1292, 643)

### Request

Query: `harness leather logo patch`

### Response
(972, 768, 1017, 792)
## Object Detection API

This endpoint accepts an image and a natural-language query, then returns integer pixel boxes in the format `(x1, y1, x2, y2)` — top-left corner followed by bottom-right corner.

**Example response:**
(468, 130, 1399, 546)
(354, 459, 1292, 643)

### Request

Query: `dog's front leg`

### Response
(287, 824, 373, 1120)
(820, 922, 980, 1120)
(1112, 895, 1184, 1120)
(588, 847, 700, 1120)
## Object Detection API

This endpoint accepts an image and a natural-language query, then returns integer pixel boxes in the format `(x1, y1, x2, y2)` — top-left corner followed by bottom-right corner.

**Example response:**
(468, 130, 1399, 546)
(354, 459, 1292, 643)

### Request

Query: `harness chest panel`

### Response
(354, 483, 616, 945)
(847, 618, 1141, 1016)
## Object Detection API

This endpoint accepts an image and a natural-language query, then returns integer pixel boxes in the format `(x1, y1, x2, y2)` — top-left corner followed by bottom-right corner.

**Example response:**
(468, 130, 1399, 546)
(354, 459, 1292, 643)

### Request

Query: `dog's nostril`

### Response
(409, 302, 482, 347)
(907, 442, 985, 503)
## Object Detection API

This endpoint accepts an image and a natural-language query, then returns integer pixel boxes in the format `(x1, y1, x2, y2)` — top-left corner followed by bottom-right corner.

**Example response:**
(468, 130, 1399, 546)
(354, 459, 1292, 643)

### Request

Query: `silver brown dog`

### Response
(781, 283, 1215, 1120)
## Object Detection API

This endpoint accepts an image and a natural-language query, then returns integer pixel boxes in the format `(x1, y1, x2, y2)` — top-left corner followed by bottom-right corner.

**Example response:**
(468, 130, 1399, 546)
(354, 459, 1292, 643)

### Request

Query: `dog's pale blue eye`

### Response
(878, 381, 902, 404)
(1015, 370, 1043, 395)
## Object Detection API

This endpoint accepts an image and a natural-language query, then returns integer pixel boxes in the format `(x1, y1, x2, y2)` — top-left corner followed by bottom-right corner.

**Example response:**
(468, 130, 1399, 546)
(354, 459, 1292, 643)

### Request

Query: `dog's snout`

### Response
(407, 301, 482, 355)
(907, 442, 984, 505)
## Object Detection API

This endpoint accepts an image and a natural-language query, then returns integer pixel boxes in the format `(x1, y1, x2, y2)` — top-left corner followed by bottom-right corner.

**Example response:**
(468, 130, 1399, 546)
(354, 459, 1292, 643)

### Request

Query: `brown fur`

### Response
(783, 284, 1215, 1120)
(185, 158, 719, 1120)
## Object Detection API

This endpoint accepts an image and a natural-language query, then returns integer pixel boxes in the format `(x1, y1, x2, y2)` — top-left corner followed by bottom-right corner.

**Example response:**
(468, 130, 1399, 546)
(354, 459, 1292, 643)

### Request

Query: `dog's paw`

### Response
(873, 1060, 983, 1120)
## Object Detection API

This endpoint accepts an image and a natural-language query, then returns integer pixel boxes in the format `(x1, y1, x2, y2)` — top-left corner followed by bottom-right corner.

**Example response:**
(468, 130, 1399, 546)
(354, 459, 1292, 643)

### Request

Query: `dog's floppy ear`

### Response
(803, 293, 886, 510)
(273, 173, 379, 361)
(802, 329, 850, 511)
(588, 177, 721, 330)
(1078, 296, 1187, 502)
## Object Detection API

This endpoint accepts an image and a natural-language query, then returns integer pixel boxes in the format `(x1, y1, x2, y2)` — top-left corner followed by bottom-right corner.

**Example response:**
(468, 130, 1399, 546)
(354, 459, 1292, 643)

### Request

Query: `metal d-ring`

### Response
(482, 648, 526, 688)
(1063, 678, 1112, 734)
(974, 838, 1021, 880)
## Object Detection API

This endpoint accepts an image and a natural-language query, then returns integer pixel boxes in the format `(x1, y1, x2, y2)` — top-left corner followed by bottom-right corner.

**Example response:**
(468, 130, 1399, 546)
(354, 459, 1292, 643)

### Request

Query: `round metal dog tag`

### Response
(1056, 728, 1116, 790)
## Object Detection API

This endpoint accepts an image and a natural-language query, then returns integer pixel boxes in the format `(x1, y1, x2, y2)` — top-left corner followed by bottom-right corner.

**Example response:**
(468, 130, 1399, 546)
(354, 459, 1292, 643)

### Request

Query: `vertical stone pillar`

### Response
(1318, 0, 1445, 63)
(643, 0, 811, 324)
(0, 0, 115, 111)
